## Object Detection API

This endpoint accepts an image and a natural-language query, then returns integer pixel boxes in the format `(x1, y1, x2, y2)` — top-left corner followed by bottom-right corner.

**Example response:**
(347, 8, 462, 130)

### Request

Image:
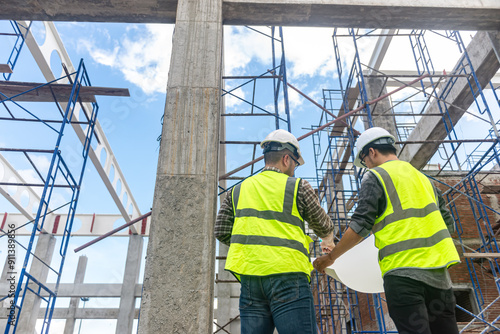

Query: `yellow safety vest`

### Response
(225, 171, 314, 280)
(369, 160, 460, 276)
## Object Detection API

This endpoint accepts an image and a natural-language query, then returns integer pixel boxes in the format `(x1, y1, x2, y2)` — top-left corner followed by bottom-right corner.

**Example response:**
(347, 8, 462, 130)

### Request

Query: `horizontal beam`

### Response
(2, 212, 150, 236)
(0, 283, 141, 297)
(0, 81, 130, 103)
(400, 31, 500, 169)
(0, 64, 12, 74)
(0, 1, 499, 29)
(463, 253, 500, 258)
(0, 1, 178, 23)
(371, 70, 500, 88)
(0, 281, 241, 298)
(0, 308, 140, 320)
(223, 0, 500, 29)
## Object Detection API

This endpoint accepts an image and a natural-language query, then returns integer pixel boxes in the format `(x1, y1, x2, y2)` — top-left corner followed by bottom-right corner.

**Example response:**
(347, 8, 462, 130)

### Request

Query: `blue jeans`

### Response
(239, 273, 318, 334)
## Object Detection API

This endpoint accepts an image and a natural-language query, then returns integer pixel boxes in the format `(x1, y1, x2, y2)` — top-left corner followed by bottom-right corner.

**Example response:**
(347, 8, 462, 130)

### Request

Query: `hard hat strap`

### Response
(263, 142, 299, 159)
(370, 137, 395, 146)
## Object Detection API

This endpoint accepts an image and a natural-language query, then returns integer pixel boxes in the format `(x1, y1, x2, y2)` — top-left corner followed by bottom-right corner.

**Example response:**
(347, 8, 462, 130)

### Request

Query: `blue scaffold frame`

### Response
(1, 59, 98, 334)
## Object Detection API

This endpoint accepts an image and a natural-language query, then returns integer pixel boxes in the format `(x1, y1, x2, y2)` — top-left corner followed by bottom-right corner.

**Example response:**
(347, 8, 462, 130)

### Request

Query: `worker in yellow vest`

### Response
(314, 127, 460, 334)
(215, 129, 335, 334)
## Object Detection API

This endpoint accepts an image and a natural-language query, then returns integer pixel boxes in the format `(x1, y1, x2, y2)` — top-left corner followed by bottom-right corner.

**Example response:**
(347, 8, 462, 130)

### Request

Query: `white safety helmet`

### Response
(354, 127, 395, 168)
(260, 129, 305, 166)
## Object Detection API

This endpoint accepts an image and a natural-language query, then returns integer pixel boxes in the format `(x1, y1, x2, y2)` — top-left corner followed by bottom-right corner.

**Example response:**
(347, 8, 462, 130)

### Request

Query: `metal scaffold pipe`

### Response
(219, 74, 429, 181)
(74, 211, 152, 252)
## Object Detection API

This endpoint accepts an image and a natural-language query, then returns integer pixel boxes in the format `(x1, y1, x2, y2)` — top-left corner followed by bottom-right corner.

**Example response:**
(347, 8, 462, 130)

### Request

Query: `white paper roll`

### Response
(313, 234, 384, 294)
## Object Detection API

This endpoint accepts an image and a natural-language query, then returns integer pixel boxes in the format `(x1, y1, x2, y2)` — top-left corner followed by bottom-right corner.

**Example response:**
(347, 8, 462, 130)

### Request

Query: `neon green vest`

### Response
(369, 160, 460, 276)
(225, 171, 314, 279)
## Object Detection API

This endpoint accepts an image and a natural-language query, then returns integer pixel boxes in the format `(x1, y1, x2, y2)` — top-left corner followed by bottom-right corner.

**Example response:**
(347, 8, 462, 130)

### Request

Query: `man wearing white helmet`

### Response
(314, 127, 460, 334)
(215, 129, 335, 334)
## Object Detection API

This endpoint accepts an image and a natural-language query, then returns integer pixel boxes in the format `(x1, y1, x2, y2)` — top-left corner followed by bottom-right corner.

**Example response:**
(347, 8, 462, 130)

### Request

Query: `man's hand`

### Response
(320, 232, 335, 254)
(320, 238, 335, 254)
(313, 254, 335, 274)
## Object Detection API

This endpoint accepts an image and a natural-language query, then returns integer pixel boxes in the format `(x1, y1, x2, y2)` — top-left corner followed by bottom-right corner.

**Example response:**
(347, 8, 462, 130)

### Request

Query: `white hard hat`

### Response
(260, 129, 305, 165)
(354, 127, 395, 168)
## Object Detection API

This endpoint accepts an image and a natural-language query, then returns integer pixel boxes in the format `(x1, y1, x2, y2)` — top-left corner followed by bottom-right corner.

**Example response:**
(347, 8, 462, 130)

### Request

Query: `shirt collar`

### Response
(262, 166, 284, 174)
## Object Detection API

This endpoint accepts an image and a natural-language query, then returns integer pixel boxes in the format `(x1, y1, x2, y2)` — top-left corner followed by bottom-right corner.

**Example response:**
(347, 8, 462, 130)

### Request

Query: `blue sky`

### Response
(0, 20, 498, 333)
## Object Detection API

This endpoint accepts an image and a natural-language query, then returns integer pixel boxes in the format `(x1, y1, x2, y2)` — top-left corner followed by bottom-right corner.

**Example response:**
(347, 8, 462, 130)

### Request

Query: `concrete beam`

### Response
(138, 0, 222, 333)
(369, 70, 500, 88)
(3, 213, 150, 236)
(0, 281, 239, 298)
(0, 64, 12, 74)
(400, 31, 500, 169)
(1, 1, 178, 23)
(0, 1, 498, 30)
(18, 20, 142, 231)
(223, 0, 500, 29)
(0, 308, 140, 319)
(0, 283, 142, 298)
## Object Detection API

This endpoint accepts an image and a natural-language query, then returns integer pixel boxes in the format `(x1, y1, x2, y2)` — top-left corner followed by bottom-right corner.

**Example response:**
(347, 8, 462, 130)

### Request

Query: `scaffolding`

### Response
(0, 22, 104, 332)
(309, 28, 500, 333)
(215, 25, 294, 333)
(218, 26, 292, 192)
(0, 21, 30, 81)
(0, 58, 99, 333)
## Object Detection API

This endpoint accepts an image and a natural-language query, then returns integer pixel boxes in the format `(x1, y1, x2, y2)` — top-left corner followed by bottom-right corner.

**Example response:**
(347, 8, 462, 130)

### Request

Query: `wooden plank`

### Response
(463, 253, 500, 258)
(0, 64, 13, 74)
(0, 81, 130, 103)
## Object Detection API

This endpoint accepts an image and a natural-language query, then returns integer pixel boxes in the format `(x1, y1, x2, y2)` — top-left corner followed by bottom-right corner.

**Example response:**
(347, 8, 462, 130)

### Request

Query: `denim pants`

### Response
(239, 273, 317, 334)
(384, 275, 459, 334)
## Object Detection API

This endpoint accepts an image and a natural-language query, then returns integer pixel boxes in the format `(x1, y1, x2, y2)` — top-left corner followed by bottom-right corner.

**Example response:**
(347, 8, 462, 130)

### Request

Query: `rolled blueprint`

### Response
(314, 234, 384, 293)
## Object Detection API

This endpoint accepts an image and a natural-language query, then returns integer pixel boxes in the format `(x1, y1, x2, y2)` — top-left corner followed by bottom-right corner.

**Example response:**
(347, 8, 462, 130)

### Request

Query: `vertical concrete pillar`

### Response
(116, 234, 143, 334)
(64, 256, 88, 334)
(138, 0, 223, 333)
(0, 250, 15, 330)
(17, 233, 56, 333)
(487, 32, 500, 63)
(364, 77, 398, 139)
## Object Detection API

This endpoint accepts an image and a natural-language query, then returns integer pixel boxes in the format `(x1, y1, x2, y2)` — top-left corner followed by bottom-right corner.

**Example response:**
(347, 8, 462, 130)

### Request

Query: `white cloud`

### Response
(80, 24, 174, 95)
(287, 88, 304, 110)
(223, 26, 272, 76)
(282, 27, 337, 78)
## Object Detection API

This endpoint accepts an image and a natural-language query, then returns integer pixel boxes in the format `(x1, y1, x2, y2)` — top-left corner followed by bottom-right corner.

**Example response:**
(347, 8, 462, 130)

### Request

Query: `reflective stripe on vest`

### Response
(370, 161, 460, 276)
(225, 171, 313, 279)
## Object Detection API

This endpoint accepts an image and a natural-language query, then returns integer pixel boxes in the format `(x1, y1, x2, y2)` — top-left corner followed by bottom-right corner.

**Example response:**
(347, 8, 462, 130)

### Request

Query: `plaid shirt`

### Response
(215, 167, 334, 246)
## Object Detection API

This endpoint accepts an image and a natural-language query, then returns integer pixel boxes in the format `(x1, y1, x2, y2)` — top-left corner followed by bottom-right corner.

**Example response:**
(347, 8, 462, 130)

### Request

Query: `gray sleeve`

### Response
(435, 185, 456, 234)
(349, 171, 386, 237)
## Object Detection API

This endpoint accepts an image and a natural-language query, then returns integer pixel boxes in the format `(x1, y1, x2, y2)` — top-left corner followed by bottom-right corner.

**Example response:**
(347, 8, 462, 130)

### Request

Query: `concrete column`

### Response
(64, 256, 88, 334)
(116, 234, 143, 334)
(17, 233, 56, 334)
(487, 31, 500, 64)
(138, 0, 223, 333)
(0, 249, 15, 330)
(364, 77, 398, 139)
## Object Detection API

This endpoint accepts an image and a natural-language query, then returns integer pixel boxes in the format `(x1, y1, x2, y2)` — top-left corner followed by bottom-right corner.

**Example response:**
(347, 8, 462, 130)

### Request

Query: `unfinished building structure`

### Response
(0, 1, 500, 334)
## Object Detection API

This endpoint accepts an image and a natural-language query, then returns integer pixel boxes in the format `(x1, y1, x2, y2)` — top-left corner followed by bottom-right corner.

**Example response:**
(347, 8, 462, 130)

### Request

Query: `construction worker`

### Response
(314, 127, 460, 334)
(215, 129, 335, 334)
